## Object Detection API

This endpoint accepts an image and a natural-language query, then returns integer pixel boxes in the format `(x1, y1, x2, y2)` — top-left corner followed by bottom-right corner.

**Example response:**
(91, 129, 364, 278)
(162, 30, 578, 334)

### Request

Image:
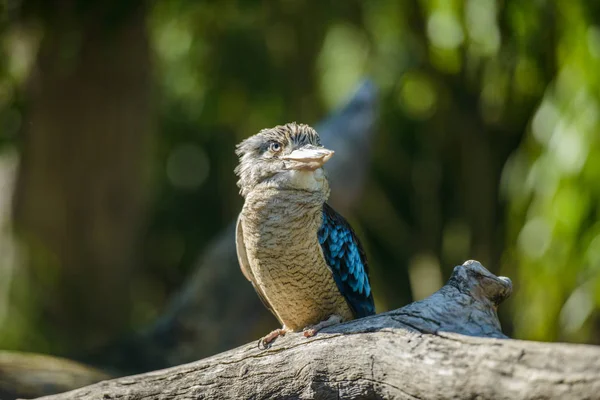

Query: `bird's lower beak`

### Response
(281, 147, 335, 171)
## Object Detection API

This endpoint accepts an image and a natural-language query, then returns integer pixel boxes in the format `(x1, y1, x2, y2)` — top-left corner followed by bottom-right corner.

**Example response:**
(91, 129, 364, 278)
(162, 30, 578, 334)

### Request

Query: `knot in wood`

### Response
(450, 260, 512, 307)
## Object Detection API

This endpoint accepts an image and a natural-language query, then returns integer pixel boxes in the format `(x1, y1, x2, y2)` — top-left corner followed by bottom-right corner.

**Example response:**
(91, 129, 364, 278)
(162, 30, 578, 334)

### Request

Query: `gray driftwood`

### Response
(35, 260, 600, 400)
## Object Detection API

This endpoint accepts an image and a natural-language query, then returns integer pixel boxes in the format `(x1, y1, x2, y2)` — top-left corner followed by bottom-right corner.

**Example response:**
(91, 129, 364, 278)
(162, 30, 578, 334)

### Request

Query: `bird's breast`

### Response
(241, 190, 352, 330)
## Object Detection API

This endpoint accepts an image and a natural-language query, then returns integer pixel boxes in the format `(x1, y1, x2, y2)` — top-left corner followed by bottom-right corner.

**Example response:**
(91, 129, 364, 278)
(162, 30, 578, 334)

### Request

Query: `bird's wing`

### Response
(235, 214, 281, 323)
(318, 203, 375, 318)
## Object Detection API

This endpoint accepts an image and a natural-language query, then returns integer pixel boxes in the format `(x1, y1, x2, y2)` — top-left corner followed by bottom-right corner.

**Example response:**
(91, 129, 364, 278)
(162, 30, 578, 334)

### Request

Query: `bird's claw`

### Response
(303, 327, 317, 337)
(302, 315, 343, 338)
(257, 328, 287, 349)
(257, 338, 270, 350)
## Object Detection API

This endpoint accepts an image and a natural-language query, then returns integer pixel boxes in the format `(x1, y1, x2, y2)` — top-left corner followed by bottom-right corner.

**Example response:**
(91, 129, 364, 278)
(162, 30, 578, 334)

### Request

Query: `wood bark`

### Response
(35, 261, 600, 400)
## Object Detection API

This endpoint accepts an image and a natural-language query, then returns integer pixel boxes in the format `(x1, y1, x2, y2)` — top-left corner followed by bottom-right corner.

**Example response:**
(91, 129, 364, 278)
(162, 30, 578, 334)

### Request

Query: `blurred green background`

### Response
(1, 0, 600, 367)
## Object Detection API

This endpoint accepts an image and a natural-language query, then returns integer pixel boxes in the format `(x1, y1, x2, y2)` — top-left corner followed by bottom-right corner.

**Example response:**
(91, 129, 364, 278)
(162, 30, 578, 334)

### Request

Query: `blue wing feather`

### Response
(318, 203, 375, 318)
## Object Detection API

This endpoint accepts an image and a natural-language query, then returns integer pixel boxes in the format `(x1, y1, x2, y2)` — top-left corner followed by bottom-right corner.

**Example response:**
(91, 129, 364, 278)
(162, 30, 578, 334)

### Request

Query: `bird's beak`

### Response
(281, 147, 335, 171)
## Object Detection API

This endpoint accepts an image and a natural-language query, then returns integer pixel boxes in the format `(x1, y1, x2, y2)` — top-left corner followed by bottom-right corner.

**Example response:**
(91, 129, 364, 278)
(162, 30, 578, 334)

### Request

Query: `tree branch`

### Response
(35, 261, 600, 400)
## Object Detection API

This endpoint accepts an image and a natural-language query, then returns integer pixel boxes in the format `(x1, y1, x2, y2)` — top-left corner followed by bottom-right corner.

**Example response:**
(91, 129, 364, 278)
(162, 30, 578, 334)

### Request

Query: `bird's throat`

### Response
(282, 168, 328, 192)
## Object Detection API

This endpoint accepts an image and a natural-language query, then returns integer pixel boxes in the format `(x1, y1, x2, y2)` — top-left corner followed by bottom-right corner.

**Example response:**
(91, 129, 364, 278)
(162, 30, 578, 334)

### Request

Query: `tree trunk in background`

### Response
(11, 0, 152, 354)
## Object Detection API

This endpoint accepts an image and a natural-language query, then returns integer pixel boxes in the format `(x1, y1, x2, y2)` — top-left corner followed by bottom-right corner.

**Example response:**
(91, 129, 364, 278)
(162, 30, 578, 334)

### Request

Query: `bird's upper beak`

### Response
(281, 146, 335, 171)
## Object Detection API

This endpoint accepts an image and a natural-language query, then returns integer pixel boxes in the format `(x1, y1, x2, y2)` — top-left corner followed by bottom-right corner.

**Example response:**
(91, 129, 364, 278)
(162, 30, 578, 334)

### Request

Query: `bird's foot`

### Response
(258, 327, 289, 349)
(303, 314, 343, 338)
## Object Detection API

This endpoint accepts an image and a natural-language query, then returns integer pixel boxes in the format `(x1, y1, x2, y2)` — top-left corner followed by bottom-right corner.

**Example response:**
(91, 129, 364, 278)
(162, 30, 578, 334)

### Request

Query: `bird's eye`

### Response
(269, 142, 282, 152)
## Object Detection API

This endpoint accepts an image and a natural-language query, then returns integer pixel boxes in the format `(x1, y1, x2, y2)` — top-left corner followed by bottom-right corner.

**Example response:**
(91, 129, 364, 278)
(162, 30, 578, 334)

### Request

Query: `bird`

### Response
(234, 122, 375, 347)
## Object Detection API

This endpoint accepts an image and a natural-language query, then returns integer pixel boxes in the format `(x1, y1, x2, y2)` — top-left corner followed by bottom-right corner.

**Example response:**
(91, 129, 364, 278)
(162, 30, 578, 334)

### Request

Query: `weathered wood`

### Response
(35, 261, 600, 400)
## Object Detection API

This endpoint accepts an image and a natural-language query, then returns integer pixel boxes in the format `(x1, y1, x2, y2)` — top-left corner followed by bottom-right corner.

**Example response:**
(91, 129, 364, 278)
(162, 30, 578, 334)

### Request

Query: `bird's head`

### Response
(235, 123, 334, 197)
